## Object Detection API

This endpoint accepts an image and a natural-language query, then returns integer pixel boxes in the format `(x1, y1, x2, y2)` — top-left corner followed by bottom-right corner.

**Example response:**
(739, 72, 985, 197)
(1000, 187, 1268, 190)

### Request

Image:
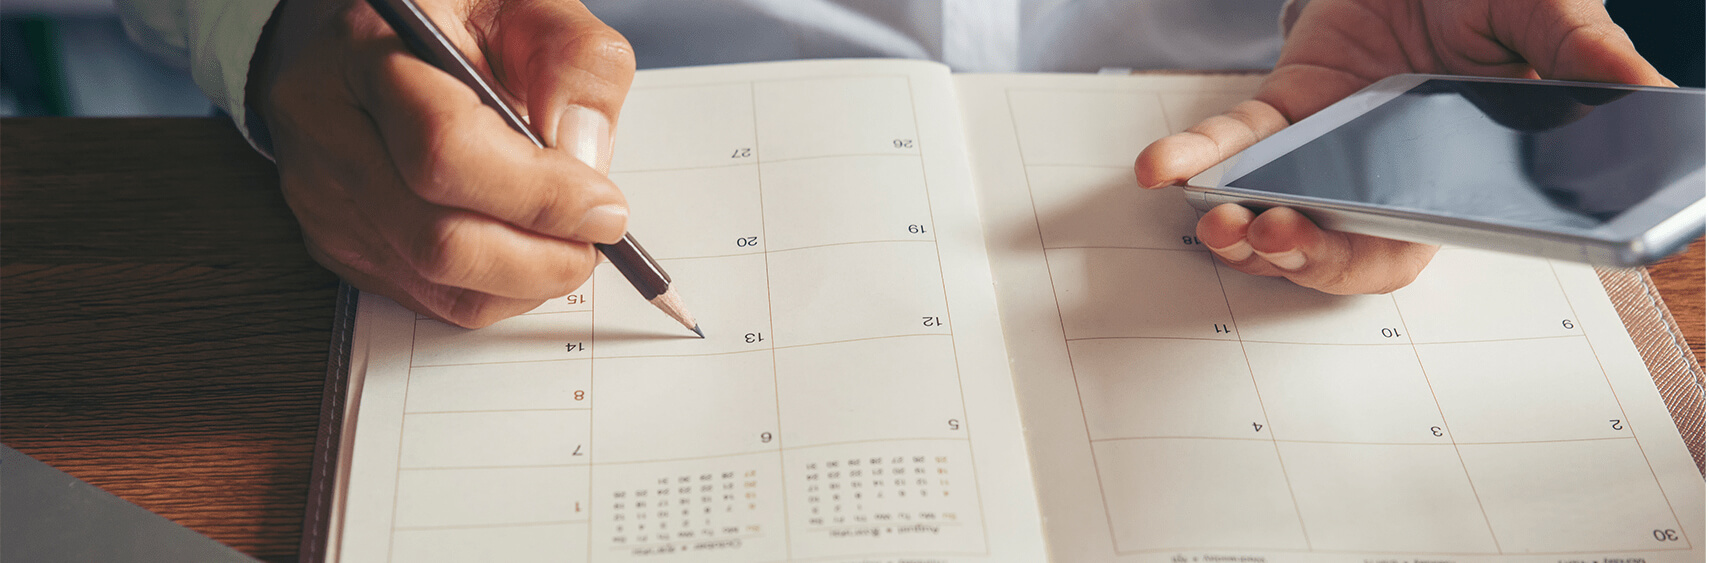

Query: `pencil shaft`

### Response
(596, 234, 669, 300)
(365, 0, 539, 146)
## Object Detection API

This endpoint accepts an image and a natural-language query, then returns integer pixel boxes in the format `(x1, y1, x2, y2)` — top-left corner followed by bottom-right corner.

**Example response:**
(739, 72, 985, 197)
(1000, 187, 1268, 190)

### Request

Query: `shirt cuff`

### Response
(188, 0, 283, 157)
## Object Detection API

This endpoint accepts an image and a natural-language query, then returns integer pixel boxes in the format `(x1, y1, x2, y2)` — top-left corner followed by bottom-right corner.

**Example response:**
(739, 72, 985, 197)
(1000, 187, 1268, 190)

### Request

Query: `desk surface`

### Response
(3, 118, 1703, 562)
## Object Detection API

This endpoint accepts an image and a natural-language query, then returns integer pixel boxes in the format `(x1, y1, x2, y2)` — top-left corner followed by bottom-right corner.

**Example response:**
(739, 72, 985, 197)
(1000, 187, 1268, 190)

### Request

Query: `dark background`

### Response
(1609, 0, 1705, 88)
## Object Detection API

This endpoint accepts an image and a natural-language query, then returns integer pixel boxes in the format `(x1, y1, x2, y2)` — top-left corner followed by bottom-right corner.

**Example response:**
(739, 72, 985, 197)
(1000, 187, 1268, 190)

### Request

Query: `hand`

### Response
(1134, 0, 1671, 294)
(248, 0, 635, 327)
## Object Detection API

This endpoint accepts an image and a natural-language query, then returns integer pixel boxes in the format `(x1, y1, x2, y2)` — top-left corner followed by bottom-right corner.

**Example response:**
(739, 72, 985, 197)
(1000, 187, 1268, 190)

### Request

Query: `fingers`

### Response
(305, 233, 548, 329)
(290, 122, 599, 324)
(269, 66, 600, 323)
(355, 50, 630, 244)
(280, 147, 574, 327)
(1486, 0, 1671, 86)
(478, 0, 636, 170)
(350, 155, 605, 301)
(1200, 204, 1439, 294)
(1134, 99, 1291, 190)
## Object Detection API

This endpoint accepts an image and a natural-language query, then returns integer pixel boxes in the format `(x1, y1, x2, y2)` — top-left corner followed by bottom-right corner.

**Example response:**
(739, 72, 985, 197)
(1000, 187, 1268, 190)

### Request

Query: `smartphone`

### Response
(1186, 74, 1704, 267)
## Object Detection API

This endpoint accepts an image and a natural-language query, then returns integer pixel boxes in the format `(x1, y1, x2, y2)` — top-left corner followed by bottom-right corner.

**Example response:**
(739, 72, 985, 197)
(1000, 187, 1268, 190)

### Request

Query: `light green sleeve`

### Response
(115, 0, 282, 153)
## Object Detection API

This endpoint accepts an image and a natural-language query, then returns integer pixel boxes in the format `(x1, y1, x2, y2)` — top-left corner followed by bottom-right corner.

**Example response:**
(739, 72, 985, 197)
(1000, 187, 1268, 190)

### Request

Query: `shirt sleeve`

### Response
(115, 0, 281, 152)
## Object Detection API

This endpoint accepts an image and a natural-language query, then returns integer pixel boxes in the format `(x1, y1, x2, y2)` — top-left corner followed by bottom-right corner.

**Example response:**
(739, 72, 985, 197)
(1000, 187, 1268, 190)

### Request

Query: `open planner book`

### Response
(323, 59, 1704, 563)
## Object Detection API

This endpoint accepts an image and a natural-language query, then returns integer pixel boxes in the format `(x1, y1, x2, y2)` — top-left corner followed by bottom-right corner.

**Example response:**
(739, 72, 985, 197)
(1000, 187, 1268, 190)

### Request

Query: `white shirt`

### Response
(115, 0, 1288, 141)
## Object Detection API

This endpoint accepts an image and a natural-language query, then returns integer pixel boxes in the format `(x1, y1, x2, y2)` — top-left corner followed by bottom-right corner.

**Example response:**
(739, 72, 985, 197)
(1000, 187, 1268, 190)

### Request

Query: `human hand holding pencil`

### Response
(248, 0, 702, 331)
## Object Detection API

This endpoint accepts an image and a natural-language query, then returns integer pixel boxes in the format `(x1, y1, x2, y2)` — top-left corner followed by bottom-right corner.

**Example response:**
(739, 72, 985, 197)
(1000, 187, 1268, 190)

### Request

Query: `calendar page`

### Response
(956, 72, 1706, 562)
(333, 60, 1047, 562)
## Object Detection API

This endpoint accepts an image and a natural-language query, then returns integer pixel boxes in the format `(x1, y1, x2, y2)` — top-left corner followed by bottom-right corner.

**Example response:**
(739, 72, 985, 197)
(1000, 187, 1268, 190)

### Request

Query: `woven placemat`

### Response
(1598, 267, 1705, 476)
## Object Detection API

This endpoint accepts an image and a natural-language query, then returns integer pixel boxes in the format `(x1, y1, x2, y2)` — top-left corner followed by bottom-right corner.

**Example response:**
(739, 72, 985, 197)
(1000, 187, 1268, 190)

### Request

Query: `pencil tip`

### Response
(648, 288, 701, 337)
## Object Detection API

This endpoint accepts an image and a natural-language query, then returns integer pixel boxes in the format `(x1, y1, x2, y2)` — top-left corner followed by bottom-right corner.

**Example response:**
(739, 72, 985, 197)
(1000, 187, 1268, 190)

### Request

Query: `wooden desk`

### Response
(3, 118, 1703, 562)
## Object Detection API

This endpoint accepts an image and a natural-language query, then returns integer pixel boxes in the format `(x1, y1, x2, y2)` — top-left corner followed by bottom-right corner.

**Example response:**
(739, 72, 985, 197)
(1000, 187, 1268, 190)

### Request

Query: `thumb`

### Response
(478, 0, 636, 172)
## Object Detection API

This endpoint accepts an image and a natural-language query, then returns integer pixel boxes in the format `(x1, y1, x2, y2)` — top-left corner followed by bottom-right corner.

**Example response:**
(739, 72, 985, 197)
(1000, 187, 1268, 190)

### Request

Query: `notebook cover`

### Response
(301, 281, 359, 563)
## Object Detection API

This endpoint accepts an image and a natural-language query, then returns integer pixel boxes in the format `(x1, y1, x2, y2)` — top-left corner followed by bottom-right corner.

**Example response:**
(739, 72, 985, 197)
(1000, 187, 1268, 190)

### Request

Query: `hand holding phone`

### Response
(1192, 75, 1703, 267)
(1133, 0, 1679, 294)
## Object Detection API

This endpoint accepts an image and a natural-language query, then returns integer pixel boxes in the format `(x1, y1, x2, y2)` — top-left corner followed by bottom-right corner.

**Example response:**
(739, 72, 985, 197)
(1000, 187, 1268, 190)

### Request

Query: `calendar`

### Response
(960, 72, 1704, 561)
(330, 61, 1703, 563)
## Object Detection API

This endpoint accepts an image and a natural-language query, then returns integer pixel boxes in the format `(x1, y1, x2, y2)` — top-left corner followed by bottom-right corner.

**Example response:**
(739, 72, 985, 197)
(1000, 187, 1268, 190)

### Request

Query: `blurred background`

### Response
(1, 0, 1702, 118)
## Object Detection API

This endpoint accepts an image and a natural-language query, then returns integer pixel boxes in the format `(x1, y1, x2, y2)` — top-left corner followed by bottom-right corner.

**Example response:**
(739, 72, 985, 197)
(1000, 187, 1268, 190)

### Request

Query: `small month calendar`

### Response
(327, 60, 1704, 563)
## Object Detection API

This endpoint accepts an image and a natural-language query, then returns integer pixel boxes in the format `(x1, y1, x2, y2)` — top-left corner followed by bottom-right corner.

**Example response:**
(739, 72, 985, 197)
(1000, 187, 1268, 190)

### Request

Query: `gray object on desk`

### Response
(1, 445, 258, 563)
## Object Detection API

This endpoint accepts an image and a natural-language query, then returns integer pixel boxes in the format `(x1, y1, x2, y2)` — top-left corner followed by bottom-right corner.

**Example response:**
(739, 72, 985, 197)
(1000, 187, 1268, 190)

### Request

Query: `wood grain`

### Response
(3, 118, 339, 562)
(1648, 238, 1706, 367)
(1, 117, 1702, 562)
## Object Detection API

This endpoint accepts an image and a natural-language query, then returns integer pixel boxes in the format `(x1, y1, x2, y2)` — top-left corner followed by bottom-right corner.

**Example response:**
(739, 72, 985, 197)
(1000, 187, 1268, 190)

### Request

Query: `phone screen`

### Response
(1222, 79, 1703, 233)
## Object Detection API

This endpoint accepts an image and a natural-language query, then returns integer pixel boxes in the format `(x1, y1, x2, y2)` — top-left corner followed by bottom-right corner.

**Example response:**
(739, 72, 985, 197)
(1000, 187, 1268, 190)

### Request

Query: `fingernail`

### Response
(1208, 239, 1253, 262)
(1254, 247, 1307, 271)
(573, 204, 628, 244)
(554, 105, 612, 173)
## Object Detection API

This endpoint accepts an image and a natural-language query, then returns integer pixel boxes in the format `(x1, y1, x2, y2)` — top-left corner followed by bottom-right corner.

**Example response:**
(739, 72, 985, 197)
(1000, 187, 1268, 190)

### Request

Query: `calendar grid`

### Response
(1085, 435, 1645, 446)
(1001, 90, 1125, 553)
(1099, 544, 1702, 557)
(1059, 333, 1589, 346)
(904, 74, 993, 557)
(612, 151, 925, 175)
(585, 271, 597, 562)
(1204, 252, 1314, 549)
(403, 407, 588, 415)
(379, 437, 975, 468)
(384, 320, 420, 562)
(1386, 293, 1504, 551)
(1001, 85, 1697, 556)
(1545, 261, 1693, 549)
(750, 79, 796, 560)
(393, 519, 587, 531)
(371, 71, 1070, 561)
